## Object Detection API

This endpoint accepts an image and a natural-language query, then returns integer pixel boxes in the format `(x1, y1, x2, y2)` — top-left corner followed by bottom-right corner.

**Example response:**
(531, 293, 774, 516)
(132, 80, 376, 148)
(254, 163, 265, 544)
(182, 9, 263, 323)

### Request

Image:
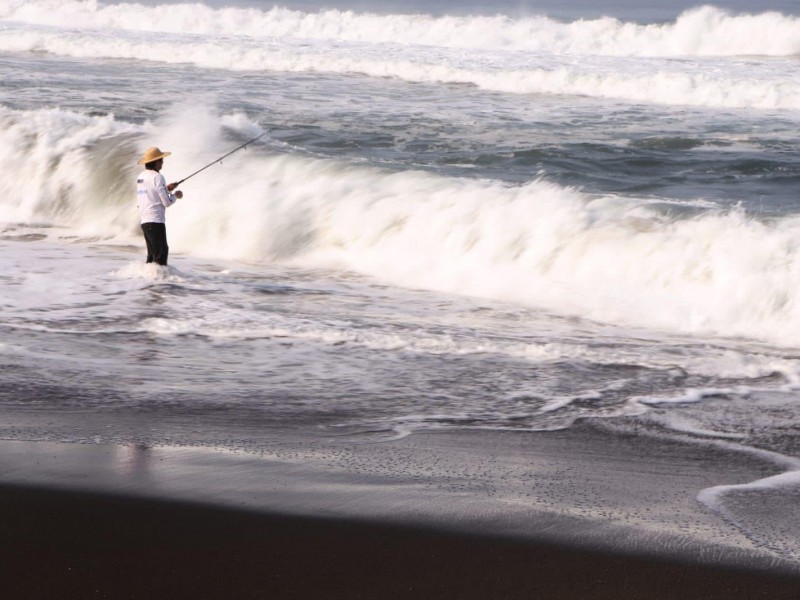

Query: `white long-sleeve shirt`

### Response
(136, 169, 177, 224)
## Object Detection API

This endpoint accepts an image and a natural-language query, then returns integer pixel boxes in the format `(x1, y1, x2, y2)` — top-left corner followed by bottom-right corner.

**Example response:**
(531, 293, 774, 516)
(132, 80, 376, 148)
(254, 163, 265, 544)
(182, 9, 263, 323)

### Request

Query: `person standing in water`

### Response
(136, 146, 183, 266)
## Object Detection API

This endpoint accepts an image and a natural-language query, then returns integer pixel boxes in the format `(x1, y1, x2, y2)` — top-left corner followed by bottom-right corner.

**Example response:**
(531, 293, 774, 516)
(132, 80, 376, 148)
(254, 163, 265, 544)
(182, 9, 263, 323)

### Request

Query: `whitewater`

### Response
(1, 0, 800, 564)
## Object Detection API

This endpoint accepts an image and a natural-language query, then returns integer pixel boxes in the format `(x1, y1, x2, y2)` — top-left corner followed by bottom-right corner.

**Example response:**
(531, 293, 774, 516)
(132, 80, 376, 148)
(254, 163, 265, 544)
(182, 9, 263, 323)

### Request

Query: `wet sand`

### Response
(1, 424, 799, 598)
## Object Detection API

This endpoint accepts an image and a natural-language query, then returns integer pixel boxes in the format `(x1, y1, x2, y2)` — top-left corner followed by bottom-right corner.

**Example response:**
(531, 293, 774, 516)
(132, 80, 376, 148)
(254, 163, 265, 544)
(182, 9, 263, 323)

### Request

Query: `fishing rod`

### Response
(172, 132, 267, 188)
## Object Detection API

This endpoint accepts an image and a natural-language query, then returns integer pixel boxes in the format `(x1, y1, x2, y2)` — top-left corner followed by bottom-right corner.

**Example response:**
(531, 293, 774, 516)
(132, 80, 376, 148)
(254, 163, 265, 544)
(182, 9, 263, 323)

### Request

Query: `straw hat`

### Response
(137, 146, 172, 165)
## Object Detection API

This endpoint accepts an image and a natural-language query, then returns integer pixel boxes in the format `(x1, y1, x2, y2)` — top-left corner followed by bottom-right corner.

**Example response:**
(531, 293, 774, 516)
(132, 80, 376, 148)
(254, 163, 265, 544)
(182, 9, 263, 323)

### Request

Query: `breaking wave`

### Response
(1, 2, 799, 57)
(1, 3, 798, 109)
(3, 105, 800, 346)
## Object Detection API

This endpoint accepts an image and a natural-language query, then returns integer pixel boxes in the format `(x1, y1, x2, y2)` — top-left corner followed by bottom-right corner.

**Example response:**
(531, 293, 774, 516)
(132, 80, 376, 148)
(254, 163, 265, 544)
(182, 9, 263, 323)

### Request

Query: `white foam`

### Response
(1, 3, 798, 57)
(111, 262, 188, 282)
(637, 387, 743, 405)
(696, 442, 800, 560)
(699, 469, 800, 510)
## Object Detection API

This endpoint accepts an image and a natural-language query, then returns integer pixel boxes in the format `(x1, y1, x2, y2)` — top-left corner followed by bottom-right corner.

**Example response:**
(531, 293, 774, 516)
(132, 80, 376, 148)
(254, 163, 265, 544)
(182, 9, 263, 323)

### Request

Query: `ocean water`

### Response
(1, 0, 800, 560)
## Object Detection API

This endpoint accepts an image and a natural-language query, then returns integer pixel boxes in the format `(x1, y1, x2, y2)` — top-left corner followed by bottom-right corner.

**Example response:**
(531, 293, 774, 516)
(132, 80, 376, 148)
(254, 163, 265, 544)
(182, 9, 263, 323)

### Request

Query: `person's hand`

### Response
(167, 182, 179, 191)
(175, 190, 184, 199)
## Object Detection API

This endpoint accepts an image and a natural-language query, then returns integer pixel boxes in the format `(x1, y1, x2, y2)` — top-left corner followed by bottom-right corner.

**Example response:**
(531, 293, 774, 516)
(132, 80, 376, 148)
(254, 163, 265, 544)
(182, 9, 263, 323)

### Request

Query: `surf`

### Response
(3, 105, 800, 347)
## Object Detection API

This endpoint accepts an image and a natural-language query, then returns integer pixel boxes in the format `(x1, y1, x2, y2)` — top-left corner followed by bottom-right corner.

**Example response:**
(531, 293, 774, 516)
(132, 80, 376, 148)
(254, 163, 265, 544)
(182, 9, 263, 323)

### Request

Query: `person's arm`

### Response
(155, 174, 178, 207)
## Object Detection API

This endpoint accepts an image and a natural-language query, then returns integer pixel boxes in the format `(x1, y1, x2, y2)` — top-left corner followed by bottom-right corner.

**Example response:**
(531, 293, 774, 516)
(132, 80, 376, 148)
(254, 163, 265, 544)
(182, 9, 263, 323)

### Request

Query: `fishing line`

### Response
(173, 132, 267, 188)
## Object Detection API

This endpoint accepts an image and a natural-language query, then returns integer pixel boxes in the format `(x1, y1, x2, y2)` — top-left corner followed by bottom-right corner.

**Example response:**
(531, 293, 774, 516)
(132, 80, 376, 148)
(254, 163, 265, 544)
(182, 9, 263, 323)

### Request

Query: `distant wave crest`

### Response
(1, 21, 798, 110)
(1, 2, 799, 57)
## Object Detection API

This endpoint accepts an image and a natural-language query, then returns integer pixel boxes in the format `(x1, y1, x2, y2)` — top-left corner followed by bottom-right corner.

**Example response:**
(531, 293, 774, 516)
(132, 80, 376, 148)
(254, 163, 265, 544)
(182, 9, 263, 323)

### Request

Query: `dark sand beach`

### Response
(4, 484, 800, 600)
(2, 423, 799, 599)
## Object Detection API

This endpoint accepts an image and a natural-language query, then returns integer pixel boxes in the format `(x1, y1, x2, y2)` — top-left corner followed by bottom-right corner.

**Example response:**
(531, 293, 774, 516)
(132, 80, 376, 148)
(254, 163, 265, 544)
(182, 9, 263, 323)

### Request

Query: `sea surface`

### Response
(1, 0, 800, 561)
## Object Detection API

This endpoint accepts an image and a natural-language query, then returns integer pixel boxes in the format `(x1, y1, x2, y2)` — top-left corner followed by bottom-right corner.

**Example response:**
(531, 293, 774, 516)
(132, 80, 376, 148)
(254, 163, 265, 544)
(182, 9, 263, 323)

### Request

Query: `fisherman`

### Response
(136, 146, 183, 266)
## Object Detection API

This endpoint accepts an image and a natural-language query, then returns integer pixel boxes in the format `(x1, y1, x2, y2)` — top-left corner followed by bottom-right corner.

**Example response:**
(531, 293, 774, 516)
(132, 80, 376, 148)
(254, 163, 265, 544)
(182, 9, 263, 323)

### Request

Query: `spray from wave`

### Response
(2, 104, 800, 346)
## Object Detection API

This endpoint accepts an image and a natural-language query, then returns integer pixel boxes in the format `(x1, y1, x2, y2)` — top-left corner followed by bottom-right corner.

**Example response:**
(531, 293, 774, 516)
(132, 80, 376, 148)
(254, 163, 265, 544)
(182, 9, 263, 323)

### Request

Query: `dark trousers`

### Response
(141, 222, 169, 266)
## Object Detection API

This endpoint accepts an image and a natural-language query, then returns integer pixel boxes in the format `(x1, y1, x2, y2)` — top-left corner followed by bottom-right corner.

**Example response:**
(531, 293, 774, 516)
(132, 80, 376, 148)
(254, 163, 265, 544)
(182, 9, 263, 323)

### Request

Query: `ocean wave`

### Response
(1, 2, 798, 57)
(4, 105, 800, 346)
(2, 27, 798, 110)
(0, 106, 142, 230)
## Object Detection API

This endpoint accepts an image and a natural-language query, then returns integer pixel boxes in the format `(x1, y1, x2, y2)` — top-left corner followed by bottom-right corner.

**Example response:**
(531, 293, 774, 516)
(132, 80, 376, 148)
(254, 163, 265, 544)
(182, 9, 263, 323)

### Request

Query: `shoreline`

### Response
(1, 422, 799, 589)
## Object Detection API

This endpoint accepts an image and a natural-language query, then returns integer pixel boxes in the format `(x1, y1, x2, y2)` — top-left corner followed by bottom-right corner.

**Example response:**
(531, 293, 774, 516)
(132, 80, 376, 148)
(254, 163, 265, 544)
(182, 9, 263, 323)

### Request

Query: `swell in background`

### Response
(1, 3, 799, 109)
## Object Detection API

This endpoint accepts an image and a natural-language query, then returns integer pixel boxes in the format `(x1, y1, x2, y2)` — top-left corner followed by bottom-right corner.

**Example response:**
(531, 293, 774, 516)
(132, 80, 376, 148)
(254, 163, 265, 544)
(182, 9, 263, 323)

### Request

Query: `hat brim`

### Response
(137, 151, 172, 165)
